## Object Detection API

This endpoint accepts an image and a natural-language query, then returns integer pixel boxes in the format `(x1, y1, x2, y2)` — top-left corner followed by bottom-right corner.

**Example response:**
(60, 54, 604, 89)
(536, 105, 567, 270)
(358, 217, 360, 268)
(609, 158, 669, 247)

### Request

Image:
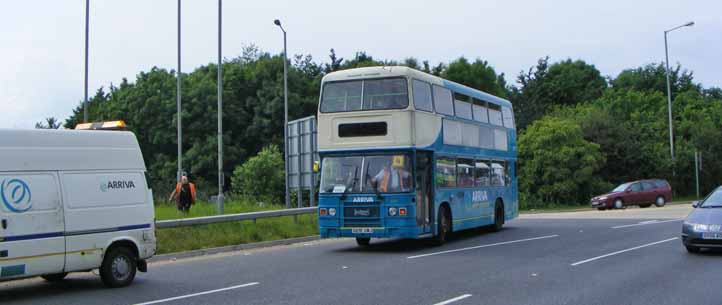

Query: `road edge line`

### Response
(149, 235, 319, 263)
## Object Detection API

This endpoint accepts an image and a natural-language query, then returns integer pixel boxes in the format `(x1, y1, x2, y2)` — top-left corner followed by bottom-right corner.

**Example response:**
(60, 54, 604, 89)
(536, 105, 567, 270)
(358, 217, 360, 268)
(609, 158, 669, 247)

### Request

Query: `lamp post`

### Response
(216, 0, 224, 214)
(664, 21, 694, 162)
(83, 0, 90, 123)
(274, 19, 290, 208)
(177, 0, 183, 182)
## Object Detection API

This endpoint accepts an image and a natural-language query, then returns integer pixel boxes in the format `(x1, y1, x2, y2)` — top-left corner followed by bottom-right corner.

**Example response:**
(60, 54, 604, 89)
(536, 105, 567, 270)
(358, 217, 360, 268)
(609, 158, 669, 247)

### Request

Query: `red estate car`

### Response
(591, 179, 672, 210)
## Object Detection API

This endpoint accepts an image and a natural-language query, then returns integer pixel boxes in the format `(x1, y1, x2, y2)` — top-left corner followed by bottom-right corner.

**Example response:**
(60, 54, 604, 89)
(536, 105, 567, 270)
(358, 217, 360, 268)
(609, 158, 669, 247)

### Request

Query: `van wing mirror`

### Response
(692, 201, 700, 208)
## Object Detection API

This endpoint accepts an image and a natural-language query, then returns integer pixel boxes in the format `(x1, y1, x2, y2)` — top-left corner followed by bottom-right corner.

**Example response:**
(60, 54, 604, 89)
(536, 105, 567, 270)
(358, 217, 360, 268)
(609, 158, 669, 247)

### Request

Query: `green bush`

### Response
(518, 116, 609, 206)
(230, 145, 285, 204)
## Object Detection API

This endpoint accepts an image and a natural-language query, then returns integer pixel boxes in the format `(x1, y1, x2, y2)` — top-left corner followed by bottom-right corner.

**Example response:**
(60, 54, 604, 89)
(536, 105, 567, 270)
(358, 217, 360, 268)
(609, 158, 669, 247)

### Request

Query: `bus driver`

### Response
(371, 156, 411, 193)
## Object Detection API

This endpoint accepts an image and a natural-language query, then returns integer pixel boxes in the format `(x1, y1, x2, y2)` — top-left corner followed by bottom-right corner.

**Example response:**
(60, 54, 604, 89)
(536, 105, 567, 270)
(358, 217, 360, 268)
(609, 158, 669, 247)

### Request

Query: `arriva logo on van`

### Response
(1, 179, 32, 213)
(100, 180, 136, 192)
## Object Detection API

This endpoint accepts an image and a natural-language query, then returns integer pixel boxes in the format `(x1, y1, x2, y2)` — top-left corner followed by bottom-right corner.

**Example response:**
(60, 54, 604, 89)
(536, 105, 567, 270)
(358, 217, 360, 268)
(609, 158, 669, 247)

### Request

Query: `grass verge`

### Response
(154, 201, 317, 254)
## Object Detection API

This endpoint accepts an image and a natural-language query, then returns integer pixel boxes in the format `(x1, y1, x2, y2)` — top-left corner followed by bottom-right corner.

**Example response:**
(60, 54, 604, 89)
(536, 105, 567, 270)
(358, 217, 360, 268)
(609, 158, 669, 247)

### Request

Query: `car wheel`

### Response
(655, 196, 666, 207)
(685, 245, 701, 253)
(100, 246, 137, 288)
(433, 205, 451, 246)
(355, 237, 370, 246)
(41, 272, 68, 282)
(492, 202, 505, 232)
(614, 199, 624, 209)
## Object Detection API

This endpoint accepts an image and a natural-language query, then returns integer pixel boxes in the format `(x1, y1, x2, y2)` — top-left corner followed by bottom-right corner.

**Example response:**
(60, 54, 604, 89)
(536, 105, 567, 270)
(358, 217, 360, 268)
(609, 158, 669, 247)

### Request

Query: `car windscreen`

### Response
(700, 188, 722, 208)
(612, 183, 631, 193)
(320, 78, 408, 113)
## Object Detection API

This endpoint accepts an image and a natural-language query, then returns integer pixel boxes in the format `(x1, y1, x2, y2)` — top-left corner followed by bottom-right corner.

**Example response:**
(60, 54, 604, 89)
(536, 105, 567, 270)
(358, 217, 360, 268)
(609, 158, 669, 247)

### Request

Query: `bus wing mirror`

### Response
(313, 161, 320, 173)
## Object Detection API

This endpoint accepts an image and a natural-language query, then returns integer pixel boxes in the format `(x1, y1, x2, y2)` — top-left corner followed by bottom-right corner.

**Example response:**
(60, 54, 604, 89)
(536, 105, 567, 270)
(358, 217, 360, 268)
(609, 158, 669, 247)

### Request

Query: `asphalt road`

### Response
(2, 203, 720, 305)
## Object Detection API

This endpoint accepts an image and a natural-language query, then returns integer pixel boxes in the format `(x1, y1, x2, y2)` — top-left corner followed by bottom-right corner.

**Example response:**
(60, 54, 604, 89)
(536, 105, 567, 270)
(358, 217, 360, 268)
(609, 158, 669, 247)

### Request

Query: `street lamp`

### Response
(664, 21, 694, 162)
(83, 0, 90, 123)
(274, 19, 290, 208)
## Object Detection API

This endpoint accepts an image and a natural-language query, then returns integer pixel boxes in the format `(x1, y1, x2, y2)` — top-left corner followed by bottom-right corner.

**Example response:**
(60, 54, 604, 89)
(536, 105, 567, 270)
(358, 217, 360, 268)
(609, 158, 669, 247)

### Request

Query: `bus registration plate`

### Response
(351, 228, 374, 234)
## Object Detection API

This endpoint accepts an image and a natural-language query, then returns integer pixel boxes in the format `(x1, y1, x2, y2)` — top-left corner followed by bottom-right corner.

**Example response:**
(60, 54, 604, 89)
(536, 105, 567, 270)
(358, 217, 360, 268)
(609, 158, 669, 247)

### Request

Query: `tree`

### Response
(230, 145, 285, 203)
(518, 116, 608, 206)
(512, 57, 607, 129)
(441, 57, 508, 98)
(35, 117, 61, 129)
(611, 63, 700, 96)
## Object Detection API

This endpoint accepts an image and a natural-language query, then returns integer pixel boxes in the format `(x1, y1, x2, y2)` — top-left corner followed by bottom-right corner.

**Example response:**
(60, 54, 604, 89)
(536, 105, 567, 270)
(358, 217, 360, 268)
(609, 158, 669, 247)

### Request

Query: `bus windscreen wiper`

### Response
(366, 173, 383, 200)
(340, 167, 358, 201)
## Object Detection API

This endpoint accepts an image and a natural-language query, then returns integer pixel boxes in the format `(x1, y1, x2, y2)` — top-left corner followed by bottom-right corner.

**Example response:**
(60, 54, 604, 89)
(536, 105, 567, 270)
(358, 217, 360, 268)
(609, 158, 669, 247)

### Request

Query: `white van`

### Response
(0, 128, 156, 287)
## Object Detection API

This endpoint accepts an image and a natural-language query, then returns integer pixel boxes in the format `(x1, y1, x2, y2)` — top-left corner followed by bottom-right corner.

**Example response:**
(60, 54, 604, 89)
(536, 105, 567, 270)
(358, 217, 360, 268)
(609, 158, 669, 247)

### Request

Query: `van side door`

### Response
(0, 172, 65, 280)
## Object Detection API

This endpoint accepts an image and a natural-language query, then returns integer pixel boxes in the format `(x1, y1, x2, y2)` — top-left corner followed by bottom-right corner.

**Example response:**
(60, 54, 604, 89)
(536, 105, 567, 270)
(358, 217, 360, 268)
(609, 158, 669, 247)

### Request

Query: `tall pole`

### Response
(664, 32, 674, 162)
(663, 22, 694, 168)
(275, 19, 290, 208)
(177, 0, 182, 182)
(216, 0, 224, 214)
(83, 0, 90, 123)
(695, 150, 700, 199)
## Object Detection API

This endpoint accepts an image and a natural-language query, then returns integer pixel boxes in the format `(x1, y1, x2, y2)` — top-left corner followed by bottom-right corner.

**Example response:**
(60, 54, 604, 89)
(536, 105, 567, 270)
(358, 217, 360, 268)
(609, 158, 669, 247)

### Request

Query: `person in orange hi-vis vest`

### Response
(168, 175, 196, 213)
(372, 156, 411, 193)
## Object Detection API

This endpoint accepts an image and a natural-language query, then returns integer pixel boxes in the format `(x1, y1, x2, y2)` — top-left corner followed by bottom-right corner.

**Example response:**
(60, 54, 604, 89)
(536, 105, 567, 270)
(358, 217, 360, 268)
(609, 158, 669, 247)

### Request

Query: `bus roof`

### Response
(322, 66, 512, 108)
(0, 128, 146, 172)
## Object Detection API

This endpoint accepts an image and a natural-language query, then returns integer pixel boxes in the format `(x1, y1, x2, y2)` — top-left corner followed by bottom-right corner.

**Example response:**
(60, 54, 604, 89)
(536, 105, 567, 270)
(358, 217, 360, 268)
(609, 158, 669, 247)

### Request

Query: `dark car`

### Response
(591, 179, 672, 210)
(682, 187, 722, 253)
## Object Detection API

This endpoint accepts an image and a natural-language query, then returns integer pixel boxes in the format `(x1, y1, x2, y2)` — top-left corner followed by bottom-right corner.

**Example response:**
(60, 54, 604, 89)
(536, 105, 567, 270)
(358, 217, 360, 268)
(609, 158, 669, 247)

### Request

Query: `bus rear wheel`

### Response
(492, 202, 505, 232)
(433, 205, 451, 246)
(356, 237, 370, 246)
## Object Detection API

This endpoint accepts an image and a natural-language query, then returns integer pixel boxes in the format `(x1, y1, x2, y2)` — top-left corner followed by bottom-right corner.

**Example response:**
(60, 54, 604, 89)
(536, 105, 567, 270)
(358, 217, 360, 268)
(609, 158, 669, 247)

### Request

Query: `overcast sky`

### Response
(1, 0, 719, 129)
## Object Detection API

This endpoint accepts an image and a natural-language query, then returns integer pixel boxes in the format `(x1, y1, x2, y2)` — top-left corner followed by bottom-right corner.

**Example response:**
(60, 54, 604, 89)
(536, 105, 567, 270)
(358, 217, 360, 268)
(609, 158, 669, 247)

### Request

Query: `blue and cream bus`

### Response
(316, 66, 517, 245)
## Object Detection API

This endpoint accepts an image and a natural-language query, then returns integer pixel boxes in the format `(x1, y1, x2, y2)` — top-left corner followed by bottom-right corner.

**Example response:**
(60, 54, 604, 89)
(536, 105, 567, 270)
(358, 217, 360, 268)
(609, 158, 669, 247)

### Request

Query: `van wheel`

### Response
(655, 196, 666, 207)
(356, 237, 370, 246)
(614, 199, 624, 209)
(100, 247, 137, 288)
(433, 206, 451, 246)
(492, 202, 505, 232)
(41, 272, 68, 282)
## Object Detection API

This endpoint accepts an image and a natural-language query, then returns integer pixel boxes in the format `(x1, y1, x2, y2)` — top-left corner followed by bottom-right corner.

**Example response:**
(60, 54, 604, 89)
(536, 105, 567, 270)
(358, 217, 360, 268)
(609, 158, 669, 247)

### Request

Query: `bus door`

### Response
(415, 151, 433, 232)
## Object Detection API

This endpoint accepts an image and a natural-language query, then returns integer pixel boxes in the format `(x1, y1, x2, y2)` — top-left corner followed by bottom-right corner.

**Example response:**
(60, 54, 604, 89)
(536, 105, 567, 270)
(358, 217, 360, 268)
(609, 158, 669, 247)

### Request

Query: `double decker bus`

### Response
(317, 66, 517, 245)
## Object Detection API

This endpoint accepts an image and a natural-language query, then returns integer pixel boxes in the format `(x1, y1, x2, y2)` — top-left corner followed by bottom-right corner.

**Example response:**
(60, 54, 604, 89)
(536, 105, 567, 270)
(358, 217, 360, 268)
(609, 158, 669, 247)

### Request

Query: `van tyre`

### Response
(492, 202, 505, 232)
(100, 247, 137, 288)
(41, 272, 68, 282)
(655, 196, 666, 207)
(356, 237, 370, 246)
(433, 206, 451, 246)
(614, 199, 624, 209)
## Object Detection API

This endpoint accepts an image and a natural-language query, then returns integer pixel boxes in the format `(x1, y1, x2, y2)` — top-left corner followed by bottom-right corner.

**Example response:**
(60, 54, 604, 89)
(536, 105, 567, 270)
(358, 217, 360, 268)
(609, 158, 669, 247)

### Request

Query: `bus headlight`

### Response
(328, 208, 337, 216)
(399, 208, 407, 216)
(388, 207, 397, 216)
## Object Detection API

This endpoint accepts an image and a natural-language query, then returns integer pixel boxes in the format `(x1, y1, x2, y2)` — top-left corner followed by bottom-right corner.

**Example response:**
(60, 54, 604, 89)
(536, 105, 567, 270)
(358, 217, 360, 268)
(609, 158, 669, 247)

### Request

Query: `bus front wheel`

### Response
(434, 205, 451, 246)
(356, 237, 370, 246)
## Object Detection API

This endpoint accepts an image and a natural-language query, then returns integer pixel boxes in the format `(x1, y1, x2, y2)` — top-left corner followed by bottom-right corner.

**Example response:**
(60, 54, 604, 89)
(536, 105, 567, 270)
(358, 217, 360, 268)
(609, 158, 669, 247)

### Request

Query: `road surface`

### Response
(2, 203, 720, 305)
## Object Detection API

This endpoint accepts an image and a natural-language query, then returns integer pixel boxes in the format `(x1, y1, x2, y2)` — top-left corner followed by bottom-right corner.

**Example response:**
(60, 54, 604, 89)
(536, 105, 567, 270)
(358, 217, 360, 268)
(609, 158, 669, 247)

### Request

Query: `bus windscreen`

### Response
(321, 78, 408, 113)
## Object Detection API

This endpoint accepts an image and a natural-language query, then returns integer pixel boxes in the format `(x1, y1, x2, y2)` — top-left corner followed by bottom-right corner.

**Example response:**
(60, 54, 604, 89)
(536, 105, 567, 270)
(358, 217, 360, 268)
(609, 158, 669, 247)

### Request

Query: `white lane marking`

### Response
(611, 219, 683, 229)
(407, 235, 559, 259)
(433, 294, 472, 305)
(570, 237, 678, 266)
(134, 282, 259, 305)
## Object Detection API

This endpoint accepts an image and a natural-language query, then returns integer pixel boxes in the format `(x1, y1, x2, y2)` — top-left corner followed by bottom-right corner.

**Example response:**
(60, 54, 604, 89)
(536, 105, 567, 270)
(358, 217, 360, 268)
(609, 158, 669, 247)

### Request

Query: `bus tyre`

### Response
(41, 272, 68, 282)
(655, 196, 666, 207)
(100, 246, 137, 288)
(356, 237, 371, 246)
(434, 206, 450, 246)
(492, 202, 504, 232)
